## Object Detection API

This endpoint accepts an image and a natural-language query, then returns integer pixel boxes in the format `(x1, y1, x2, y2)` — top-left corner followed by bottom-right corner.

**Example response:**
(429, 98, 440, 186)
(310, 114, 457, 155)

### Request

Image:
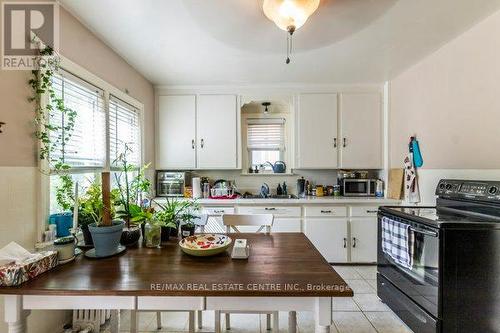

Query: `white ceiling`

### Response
(60, 0, 500, 86)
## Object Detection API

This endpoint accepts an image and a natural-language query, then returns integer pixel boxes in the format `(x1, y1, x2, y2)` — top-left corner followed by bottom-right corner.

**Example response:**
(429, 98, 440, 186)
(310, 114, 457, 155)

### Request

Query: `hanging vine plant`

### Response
(28, 43, 77, 211)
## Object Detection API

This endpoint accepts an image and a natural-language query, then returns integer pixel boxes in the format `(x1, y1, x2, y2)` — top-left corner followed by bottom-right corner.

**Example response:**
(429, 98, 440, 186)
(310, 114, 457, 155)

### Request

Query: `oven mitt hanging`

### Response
(409, 137, 423, 168)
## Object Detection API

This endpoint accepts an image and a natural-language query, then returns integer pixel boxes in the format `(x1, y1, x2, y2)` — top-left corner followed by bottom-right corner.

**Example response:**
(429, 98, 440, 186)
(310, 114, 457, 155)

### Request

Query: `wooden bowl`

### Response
(179, 234, 232, 257)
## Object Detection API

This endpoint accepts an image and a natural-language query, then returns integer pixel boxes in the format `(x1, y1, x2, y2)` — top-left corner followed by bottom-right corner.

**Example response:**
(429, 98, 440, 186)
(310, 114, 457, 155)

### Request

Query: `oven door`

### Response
(157, 181, 184, 197)
(343, 179, 370, 196)
(378, 211, 440, 318)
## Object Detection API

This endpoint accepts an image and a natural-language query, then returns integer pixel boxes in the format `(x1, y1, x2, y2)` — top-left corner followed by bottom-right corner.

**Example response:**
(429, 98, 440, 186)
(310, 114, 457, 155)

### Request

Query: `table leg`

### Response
(188, 311, 195, 333)
(214, 310, 221, 333)
(130, 310, 138, 333)
(288, 311, 297, 333)
(4, 296, 29, 333)
(197, 310, 203, 329)
(272, 311, 279, 332)
(314, 297, 332, 333)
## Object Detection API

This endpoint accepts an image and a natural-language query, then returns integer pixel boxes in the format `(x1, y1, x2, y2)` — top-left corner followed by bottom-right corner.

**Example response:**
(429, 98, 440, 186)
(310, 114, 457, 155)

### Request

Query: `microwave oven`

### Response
(156, 171, 192, 197)
(342, 178, 377, 197)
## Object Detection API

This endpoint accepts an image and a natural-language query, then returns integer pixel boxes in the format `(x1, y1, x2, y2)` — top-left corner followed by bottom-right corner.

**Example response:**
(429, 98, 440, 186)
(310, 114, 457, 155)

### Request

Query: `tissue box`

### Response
(0, 251, 58, 287)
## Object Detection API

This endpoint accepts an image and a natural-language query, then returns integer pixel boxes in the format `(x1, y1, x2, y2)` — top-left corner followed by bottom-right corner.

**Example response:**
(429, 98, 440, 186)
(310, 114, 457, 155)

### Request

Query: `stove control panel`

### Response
(436, 179, 500, 202)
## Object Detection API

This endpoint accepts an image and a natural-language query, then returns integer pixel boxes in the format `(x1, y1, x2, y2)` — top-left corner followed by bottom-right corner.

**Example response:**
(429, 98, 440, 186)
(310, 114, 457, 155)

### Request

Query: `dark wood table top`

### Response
(0, 233, 352, 297)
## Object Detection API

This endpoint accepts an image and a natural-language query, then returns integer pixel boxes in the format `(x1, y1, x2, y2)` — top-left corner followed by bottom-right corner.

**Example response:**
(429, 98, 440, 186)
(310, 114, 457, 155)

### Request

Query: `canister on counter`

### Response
(316, 185, 324, 197)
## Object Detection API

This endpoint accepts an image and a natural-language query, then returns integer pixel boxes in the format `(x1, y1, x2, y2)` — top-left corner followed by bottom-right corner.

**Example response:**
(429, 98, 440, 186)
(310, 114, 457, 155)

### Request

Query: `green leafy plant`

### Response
(113, 144, 153, 227)
(153, 198, 200, 230)
(28, 42, 77, 213)
(79, 181, 120, 226)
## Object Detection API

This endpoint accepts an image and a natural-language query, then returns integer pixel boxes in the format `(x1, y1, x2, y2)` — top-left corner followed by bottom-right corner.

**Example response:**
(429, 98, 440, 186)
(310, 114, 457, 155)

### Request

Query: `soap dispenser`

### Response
(277, 183, 283, 195)
(282, 182, 288, 195)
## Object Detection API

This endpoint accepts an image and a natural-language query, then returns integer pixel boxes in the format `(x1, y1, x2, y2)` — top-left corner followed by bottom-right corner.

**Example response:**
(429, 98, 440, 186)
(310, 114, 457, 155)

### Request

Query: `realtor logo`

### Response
(1, 1, 59, 70)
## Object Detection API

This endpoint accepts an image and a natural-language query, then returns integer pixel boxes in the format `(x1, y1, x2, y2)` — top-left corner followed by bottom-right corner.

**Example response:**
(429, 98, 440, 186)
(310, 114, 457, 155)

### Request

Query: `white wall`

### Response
(389, 9, 500, 204)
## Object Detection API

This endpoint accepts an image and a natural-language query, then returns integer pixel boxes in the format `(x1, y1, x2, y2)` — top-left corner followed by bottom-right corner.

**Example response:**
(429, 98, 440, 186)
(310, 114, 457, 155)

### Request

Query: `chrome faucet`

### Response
(260, 183, 270, 198)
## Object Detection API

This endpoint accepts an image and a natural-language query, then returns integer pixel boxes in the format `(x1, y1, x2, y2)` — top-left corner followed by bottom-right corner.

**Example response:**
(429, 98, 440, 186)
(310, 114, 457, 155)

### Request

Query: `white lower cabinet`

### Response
(272, 218, 302, 233)
(350, 218, 378, 263)
(304, 218, 349, 263)
(236, 206, 302, 233)
(304, 205, 380, 263)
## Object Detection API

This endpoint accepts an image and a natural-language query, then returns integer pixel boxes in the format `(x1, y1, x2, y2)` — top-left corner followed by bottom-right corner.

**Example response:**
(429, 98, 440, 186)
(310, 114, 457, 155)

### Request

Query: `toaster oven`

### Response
(156, 171, 192, 197)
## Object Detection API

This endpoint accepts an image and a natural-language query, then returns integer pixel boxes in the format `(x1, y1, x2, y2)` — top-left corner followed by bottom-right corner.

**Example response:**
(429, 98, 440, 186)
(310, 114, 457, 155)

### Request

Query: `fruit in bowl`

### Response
(179, 234, 232, 257)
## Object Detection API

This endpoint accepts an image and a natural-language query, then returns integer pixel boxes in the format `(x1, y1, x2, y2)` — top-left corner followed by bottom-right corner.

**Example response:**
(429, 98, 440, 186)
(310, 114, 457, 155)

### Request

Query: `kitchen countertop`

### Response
(153, 196, 401, 205)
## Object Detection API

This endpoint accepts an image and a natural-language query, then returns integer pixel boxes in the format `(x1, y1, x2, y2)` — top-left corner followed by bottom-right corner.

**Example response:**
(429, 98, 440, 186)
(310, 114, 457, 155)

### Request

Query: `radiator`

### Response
(71, 309, 118, 333)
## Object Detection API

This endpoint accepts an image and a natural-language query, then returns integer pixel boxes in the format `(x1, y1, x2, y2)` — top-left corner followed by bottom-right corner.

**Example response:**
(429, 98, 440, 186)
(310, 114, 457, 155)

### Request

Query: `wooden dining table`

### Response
(0, 233, 352, 333)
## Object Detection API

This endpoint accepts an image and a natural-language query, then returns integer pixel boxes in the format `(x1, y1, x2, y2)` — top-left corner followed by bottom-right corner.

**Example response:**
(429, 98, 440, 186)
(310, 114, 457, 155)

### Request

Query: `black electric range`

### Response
(377, 179, 500, 333)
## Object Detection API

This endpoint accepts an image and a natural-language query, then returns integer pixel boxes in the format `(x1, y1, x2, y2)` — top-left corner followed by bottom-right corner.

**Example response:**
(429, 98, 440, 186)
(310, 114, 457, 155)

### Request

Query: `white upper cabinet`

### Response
(156, 94, 238, 170)
(197, 95, 238, 169)
(157, 95, 196, 169)
(339, 93, 383, 169)
(297, 93, 338, 169)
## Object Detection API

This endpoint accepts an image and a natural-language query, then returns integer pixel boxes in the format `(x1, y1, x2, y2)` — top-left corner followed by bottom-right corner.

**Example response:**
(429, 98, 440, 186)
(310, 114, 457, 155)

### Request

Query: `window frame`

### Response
(241, 110, 292, 174)
(37, 56, 145, 241)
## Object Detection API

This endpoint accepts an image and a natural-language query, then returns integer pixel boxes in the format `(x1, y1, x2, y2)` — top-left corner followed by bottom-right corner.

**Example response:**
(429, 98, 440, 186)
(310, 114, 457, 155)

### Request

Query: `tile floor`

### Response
(119, 265, 413, 333)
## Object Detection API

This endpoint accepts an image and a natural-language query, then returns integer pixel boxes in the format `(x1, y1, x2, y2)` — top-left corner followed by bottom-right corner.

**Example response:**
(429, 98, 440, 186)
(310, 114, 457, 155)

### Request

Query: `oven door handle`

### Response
(409, 227, 438, 237)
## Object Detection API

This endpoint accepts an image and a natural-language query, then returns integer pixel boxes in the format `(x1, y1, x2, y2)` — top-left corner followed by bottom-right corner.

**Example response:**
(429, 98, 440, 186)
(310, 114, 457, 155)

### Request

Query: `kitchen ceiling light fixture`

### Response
(263, 0, 320, 64)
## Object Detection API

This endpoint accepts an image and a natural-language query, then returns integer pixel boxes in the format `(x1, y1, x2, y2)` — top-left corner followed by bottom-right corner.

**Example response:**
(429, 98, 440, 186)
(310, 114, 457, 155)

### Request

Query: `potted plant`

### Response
(113, 145, 153, 247)
(78, 180, 120, 247)
(154, 198, 200, 242)
(88, 172, 124, 257)
(179, 208, 201, 239)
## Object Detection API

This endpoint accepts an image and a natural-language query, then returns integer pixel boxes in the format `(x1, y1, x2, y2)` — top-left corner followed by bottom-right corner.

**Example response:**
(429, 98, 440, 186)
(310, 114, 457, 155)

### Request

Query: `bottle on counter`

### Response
(282, 182, 287, 195)
(277, 183, 283, 195)
(297, 177, 306, 198)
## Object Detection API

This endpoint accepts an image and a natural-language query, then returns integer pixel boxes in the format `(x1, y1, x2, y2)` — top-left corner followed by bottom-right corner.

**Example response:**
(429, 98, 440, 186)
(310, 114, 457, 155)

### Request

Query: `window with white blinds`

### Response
(247, 118, 286, 151)
(247, 118, 286, 169)
(109, 95, 141, 167)
(50, 71, 106, 168)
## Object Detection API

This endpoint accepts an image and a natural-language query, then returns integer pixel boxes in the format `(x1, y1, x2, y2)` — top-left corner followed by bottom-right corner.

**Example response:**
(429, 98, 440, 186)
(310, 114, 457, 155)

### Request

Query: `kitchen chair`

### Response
(130, 310, 195, 333)
(213, 214, 282, 332)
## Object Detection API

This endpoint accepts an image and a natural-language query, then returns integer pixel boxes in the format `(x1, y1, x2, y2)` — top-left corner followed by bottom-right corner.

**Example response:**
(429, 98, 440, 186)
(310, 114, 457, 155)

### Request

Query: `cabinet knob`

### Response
(200, 138, 205, 148)
(352, 237, 357, 248)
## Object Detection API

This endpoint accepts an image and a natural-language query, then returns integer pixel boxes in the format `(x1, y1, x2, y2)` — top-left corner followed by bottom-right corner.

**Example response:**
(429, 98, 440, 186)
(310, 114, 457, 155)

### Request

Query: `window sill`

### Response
(240, 172, 295, 176)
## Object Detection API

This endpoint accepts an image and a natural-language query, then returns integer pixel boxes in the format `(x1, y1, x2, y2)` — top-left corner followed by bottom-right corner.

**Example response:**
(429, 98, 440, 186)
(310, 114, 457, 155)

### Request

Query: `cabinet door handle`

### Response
(264, 207, 276, 211)
(352, 237, 357, 248)
(343, 238, 347, 248)
(333, 138, 337, 148)
(343, 138, 347, 148)
(366, 210, 378, 214)
(320, 210, 332, 214)
(200, 138, 204, 148)
(191, 139, 195, 149)
(213, 210, 224, 214)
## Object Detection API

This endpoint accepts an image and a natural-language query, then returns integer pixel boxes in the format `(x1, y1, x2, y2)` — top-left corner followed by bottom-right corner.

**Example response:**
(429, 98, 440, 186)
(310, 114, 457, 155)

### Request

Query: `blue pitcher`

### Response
(49, 212, 73, 237)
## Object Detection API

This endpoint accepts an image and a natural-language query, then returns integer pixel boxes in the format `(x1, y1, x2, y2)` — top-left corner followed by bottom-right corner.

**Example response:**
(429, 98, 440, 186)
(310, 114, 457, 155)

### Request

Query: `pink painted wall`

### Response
(390, 9, 500, 169)
(0, 6, 155, 167)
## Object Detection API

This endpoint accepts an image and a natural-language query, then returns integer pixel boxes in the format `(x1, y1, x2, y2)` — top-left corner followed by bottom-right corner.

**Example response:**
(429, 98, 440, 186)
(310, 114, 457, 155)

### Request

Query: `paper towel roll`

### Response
(192, 177, 202, 199)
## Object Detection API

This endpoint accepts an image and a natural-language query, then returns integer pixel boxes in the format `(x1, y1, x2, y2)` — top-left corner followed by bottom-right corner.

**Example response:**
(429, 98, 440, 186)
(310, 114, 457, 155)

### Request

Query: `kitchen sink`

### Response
(242, 194, 298, 199)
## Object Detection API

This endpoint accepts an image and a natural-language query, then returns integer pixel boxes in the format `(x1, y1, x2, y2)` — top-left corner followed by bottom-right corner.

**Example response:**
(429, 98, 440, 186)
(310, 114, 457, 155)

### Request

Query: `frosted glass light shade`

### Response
(263, 0, 320, 32)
